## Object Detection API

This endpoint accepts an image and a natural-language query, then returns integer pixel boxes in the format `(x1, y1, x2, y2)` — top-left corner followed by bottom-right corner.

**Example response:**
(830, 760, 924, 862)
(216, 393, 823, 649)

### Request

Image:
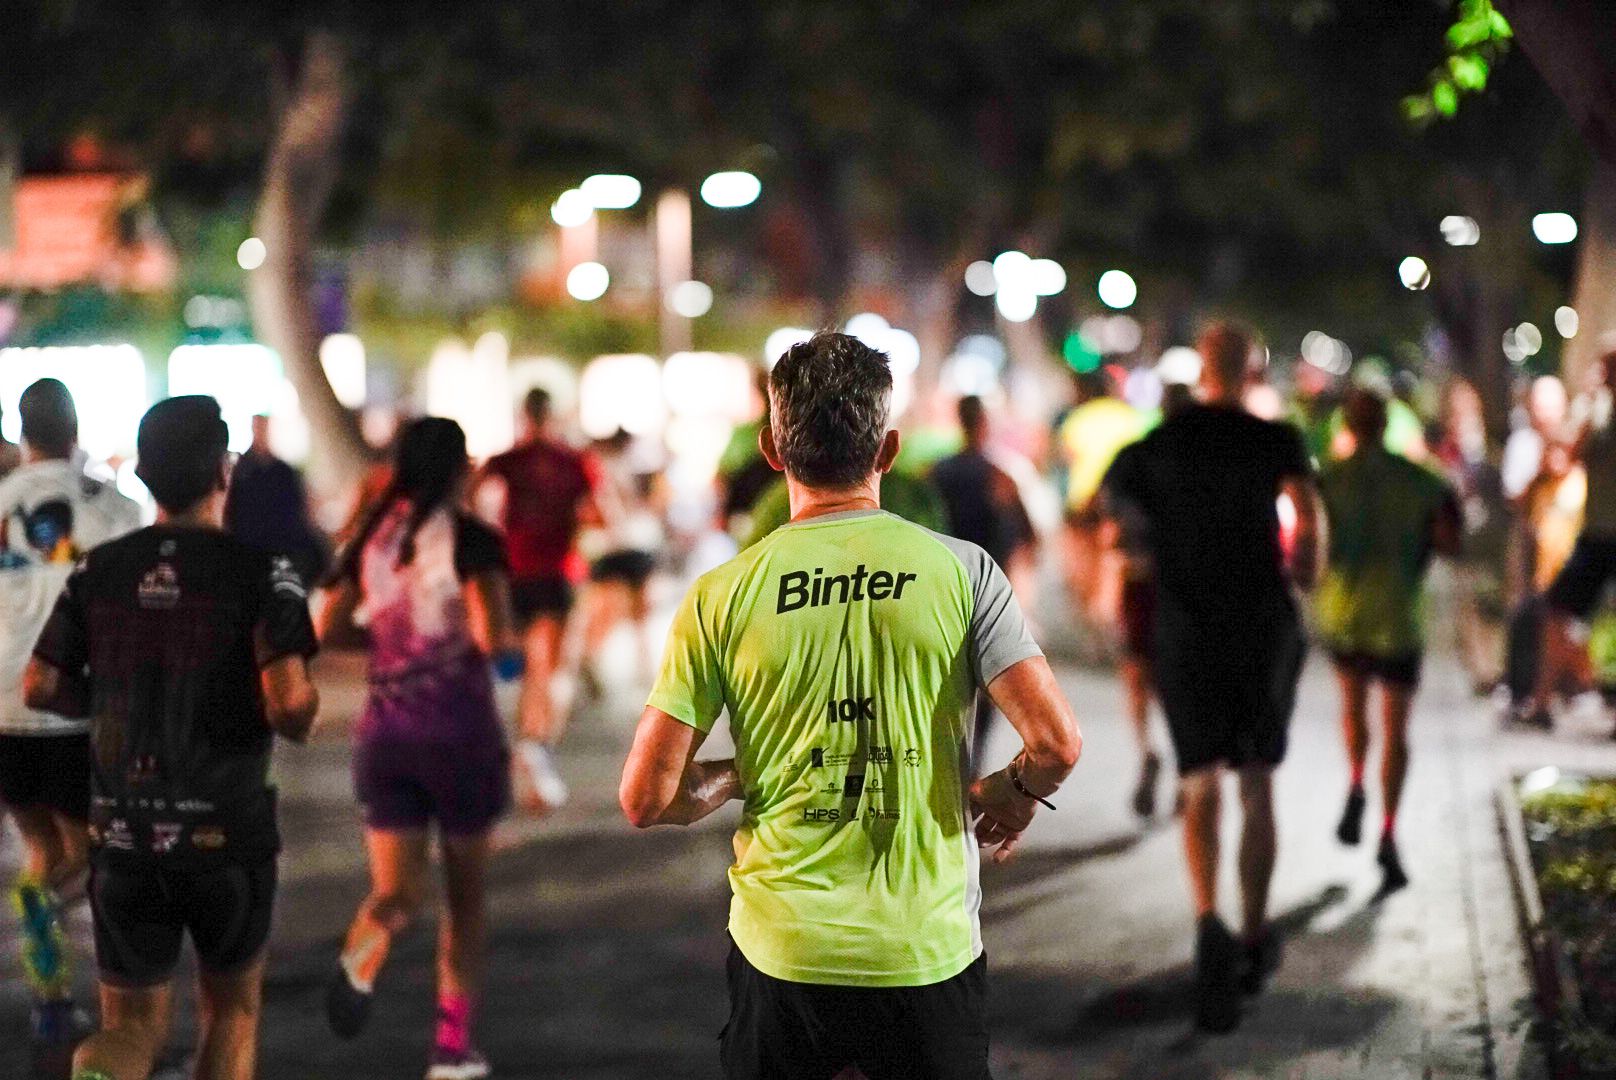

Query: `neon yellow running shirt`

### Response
(648, 509, 1041, 987)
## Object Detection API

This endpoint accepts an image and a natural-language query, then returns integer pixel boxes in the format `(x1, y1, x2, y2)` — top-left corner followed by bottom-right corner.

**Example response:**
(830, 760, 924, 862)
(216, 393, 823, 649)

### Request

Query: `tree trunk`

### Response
(1565, 157, 1616, 388)
(1494, 0, 1616, 392)
(246, 30, 368, 500)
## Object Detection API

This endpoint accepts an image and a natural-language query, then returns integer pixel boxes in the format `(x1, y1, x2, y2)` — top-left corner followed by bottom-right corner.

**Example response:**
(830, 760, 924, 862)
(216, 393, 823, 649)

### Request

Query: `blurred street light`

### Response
(551, 189, 594, 228)
(700, 171, 761, 209)
(1029, 259, 1067, 296)
(667, 280, 714, 318)
(1439, 216, 1480, 246)
(236, 237, 266, 271)
(566, 261, 610, 301)
(996, 286, 1037, 323)
(1097, 269, 1137, 310)
(964, 260, 996, 297)
(1532, 213, 1578, 244)
(1398, 256, 1431, 290)
(580, 174, 642, 210)
(1556, 305, 1579, 339)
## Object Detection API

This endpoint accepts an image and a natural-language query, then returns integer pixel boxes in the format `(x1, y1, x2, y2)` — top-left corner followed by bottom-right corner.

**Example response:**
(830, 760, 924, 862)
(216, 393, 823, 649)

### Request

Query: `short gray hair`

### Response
(768, 332, 892, 488)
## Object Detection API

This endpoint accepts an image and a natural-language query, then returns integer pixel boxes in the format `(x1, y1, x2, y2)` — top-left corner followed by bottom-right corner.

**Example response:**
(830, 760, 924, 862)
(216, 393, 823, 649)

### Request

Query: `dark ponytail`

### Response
(326, 417, 469, 586)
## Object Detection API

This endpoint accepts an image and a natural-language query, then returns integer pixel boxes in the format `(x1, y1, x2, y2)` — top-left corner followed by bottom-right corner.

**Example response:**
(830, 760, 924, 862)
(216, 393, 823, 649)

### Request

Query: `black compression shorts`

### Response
(89, 858, 277, 988)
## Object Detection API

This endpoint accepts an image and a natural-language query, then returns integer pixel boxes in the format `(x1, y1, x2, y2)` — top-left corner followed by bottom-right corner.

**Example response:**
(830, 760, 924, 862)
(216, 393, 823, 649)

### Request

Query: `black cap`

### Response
(135, 396, 230, 511)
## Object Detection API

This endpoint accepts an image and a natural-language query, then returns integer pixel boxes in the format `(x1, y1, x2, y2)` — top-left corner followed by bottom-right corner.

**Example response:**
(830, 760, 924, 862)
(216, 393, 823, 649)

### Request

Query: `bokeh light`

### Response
(1097, 270, 1137, 310)
(236, 237, 266, 270)
(566, 261, 610, 301)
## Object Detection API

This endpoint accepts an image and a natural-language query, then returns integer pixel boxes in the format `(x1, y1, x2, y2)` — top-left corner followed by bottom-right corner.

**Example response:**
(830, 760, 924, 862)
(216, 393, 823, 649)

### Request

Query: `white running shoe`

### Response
(517, 741, 570, 811)
(427, 1048, 491, 1079)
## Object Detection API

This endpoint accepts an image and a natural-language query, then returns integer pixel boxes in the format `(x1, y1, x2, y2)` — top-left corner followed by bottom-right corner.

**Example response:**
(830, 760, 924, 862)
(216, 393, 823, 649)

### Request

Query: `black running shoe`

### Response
(1376, 836, 1410, 895)
(326, 964, 374, 1039)
(1132, 752, 1162, 818)
(1335, 787, 1366, 846)
(1238, 928, 1283, 996)
(1193, 915, 1242, 1034)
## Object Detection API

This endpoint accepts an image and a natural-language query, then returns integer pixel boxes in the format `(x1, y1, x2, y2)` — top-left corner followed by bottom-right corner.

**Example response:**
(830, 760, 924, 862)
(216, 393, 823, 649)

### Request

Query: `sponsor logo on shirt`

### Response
(151, 823, 183, 854)
(192, 827, 227, 850)
(138, 564, 181, 609)
(777, 565, 918, 613)
(102, 819, 134, 851)
(904, 748, 922, 767)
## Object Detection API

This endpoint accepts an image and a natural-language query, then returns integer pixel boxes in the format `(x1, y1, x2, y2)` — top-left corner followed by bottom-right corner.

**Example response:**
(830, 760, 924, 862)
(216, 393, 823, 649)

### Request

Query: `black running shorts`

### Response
(1545, 534, 1616, 622)
(89, 858, 277, 988)
(1153, 596, 1305, 776)
(1328, 649, 1423, 688)
(0, 732, 91, 822)
(720, 941, 991, 1080)
(510, 577, 574, 622)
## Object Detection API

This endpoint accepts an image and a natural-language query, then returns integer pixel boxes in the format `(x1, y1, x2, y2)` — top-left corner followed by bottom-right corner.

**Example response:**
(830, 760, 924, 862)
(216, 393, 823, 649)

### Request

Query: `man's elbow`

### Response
(618, 768, 670, 829)
(619, 784, 664, 829)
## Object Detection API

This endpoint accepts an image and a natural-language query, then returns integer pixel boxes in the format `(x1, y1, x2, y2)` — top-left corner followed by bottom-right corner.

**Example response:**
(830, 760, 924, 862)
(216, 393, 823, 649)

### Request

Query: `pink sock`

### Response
(1348, 766, 1365, 789)
(1382, 814, 1397, 839)
(435, 992, 471, 1056)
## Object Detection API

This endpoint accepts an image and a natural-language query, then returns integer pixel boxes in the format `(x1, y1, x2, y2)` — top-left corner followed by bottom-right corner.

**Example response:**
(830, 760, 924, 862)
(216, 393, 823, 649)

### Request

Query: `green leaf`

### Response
(1432, 80, 1459, 117)
(1449, 53, 1490, 92)
(1447, 17, 1489, 50)
(1401, 94, 1433, 123)
(1488, 9, 1512, 40)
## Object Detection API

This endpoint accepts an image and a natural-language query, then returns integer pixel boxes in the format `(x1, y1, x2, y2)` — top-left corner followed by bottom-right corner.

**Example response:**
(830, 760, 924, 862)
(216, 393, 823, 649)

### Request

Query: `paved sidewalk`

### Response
(3, 595, 1613, 1077)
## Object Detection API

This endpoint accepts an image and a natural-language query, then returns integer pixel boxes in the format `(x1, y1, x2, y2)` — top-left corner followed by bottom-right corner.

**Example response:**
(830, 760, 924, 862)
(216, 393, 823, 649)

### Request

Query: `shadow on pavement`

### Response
(988, 883, 1402, 1078)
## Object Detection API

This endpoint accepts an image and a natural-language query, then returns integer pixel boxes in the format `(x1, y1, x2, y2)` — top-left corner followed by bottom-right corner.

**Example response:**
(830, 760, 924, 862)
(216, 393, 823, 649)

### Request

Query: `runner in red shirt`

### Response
(473, 388, 600, 811)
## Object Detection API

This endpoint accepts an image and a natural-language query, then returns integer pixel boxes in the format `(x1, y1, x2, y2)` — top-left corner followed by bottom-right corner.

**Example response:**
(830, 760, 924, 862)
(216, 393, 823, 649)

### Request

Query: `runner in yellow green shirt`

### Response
(619, 332, 1080, 1080)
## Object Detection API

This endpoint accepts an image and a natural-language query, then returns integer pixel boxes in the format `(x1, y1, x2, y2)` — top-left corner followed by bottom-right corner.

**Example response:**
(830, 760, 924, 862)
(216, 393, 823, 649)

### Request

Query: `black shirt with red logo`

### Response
(33, 525, 318, 866)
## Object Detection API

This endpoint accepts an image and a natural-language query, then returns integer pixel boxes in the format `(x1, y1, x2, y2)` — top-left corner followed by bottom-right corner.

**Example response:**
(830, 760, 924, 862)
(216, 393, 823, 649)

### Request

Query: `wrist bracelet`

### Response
(1008, 757, 1057, 810)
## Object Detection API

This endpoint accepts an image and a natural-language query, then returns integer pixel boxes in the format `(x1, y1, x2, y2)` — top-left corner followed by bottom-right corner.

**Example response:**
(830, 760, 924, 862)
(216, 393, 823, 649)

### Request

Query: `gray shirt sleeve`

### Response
(924, 529, 1044, 686)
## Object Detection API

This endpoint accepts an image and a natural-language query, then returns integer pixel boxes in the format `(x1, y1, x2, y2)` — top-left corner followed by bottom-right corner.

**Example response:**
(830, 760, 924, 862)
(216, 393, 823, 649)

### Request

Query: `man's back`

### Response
(931, 449, 1022, 568)
(484, 438, 593, 580)
(1317, 450, 1453, 657)
(1105, 404, 1310, 620)
(33, 525, 317, 864)
(650, 509, 1038, 987)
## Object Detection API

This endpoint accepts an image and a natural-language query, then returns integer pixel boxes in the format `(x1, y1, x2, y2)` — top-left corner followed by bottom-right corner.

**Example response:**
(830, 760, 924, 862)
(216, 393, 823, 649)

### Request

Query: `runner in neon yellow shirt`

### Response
(620, 332, 1081, 1079)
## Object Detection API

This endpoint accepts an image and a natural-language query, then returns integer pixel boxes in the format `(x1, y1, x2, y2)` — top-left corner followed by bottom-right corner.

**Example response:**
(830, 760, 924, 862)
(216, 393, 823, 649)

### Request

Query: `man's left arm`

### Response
(620, 709, 740, 827)
(1431, 484, 1465, 560)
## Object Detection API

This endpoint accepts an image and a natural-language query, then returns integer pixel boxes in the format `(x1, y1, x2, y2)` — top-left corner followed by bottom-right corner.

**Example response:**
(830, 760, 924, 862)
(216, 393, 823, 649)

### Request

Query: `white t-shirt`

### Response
(0, 459, 142, 735)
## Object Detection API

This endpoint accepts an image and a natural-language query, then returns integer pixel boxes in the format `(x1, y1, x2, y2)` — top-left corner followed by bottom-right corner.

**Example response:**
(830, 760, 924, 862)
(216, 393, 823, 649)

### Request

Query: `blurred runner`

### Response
(319, 418, 525, 1080)
(554, 429, 666, 721)
(1433, 378, 1507, 695)
(1520, 350, 1616, 733)
(25, 395, 319, 1080)
(0, 378, 140, 1045)
(1058, 371, 1150, 654)
(716, 368, 779, 540)
(474, 387, 600, 811)
(620, 332, 1079, 1080)
(1100, 381, 1198, 819)
(1103, 322, 1318, 1033)
(1317, 388, 1462, 895)
(224, 413, 330, 585)
(929, 395, 1038, 774)
(0, 399, 21, 479)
